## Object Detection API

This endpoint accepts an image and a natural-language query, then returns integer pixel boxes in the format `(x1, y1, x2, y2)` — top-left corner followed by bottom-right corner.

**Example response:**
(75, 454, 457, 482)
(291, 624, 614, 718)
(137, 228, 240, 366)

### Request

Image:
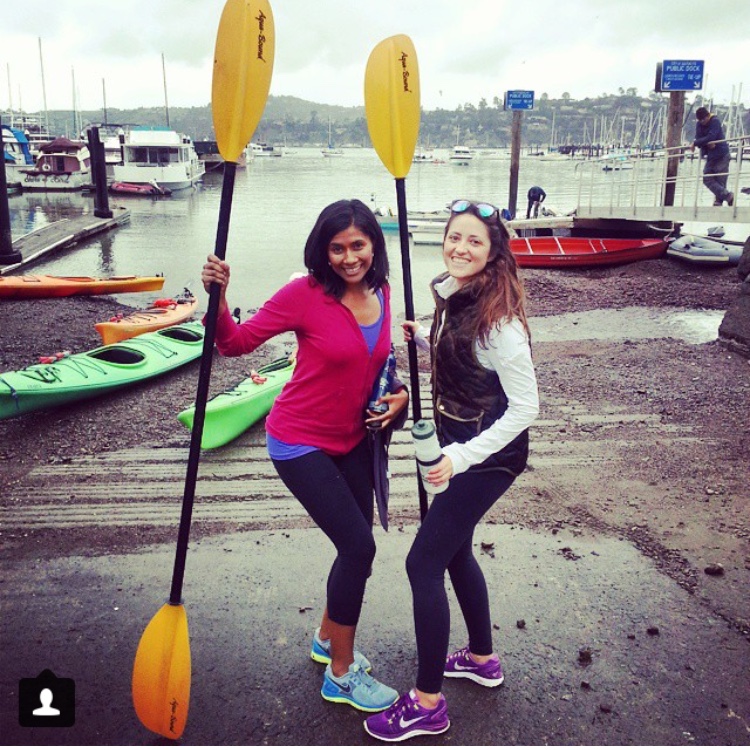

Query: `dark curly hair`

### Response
(304, 199, 389, 299)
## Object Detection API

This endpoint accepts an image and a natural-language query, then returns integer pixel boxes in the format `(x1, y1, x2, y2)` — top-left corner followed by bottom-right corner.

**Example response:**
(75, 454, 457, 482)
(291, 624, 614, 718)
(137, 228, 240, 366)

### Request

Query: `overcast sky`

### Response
(1, 0, 748, 116)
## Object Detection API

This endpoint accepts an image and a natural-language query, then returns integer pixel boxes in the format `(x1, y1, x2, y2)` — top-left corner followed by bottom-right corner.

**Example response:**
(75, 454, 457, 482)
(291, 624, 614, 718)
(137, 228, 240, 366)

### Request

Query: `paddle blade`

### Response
(212, 0, 275, 162)
(364, 35, 421, 179)
(132, 603, 191, 739)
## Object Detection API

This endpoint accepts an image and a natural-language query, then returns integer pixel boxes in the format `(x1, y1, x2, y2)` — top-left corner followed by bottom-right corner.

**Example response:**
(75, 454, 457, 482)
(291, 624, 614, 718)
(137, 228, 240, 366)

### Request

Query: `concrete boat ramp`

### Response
(2, 382, 749, 745)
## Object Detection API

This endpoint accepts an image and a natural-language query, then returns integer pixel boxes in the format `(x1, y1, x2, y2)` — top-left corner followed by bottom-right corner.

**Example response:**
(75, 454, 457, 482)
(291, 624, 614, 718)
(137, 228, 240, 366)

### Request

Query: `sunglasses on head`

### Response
(450, 199, 499, 219)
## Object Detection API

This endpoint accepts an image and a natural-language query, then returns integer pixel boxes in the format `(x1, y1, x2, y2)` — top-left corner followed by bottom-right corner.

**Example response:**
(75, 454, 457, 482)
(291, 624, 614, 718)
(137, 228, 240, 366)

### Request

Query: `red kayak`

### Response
(509, 236, 668, 268)
(109, 181, 172, 196)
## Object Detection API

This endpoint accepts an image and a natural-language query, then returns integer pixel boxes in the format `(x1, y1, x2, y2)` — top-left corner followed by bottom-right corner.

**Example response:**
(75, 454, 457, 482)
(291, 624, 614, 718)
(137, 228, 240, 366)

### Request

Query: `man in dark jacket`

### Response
(526, 185, 546, 219)
(691, 107, 733, 206)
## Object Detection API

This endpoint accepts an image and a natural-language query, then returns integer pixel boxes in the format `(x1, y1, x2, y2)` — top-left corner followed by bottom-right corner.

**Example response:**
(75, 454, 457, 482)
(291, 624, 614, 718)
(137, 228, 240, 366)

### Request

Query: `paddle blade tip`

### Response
(132, 603, 191, 740)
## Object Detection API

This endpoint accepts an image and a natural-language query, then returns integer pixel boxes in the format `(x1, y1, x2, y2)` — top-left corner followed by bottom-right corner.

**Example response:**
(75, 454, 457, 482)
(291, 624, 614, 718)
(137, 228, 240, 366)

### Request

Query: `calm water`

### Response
(6, 148, 720, 344)
(6, 148, 588, 316)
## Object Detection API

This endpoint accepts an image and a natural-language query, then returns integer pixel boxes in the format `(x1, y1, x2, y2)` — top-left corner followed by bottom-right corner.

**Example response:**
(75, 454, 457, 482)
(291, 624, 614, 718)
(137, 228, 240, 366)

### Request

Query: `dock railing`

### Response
(573, 136, 750, 223)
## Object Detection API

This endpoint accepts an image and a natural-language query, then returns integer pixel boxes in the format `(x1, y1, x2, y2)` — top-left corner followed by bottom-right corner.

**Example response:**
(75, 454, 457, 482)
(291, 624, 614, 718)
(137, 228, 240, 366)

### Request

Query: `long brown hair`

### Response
(444, 202, 530, 347)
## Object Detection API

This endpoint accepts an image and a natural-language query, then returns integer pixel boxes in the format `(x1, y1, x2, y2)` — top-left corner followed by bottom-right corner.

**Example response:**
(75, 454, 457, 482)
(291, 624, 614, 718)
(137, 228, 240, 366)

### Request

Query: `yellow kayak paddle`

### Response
(131, 0, 275, 739)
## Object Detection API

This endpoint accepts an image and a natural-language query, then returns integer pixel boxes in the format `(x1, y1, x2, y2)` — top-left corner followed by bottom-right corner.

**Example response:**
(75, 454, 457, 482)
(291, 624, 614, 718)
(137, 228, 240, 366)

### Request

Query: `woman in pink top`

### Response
(201, 199, 408, 712)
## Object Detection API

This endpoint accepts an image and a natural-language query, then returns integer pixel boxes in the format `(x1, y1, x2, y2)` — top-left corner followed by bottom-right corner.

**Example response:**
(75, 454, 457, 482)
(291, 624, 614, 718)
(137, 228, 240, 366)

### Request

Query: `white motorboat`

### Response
(412, 146, 439, 164)
(82, 123, 129, 178)
(449, 145, 473, 165)
(17, 136, 91, 191)
(112, 126, 205, 190)
(248, 141, 282, 158)
(2, 124, 36, 183)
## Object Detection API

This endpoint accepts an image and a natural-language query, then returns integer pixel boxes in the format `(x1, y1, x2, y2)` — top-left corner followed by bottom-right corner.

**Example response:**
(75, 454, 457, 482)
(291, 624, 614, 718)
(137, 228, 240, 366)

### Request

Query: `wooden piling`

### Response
(508, 110, 522, 219)
(663, 91, 685, 207)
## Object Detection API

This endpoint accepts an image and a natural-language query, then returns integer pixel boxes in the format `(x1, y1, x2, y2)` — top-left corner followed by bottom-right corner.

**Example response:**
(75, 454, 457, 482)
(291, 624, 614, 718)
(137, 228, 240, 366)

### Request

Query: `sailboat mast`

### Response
(6, 63, 14, 126)
(102, 78, 108, 124)
(162, 53, 170, 127)
(38, 37, 50, 136)
(71, 67, 77, 137)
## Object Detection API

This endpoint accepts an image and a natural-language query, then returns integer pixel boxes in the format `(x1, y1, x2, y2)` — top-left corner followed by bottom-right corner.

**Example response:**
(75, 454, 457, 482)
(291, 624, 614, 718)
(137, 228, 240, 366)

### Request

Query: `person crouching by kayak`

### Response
(201, 198, 408, 713)
(363, 199, 539, 742)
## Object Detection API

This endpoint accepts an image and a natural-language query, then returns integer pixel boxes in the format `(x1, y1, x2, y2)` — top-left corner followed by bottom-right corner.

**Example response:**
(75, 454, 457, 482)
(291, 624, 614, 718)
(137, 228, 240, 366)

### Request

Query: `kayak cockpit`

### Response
(87, 348, 146, 365)
(157, 326, 204, 343)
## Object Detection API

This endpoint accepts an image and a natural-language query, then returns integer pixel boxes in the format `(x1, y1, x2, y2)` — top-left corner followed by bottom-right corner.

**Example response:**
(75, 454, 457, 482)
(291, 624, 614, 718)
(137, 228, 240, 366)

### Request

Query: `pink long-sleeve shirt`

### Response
(210, 276, 393, 455)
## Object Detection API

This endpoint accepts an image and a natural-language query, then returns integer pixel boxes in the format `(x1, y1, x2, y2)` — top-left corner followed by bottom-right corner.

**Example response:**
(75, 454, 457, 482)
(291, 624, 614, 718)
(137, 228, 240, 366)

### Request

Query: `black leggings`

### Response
(272, 438, 375, 627)
(406, 470, 516, 694)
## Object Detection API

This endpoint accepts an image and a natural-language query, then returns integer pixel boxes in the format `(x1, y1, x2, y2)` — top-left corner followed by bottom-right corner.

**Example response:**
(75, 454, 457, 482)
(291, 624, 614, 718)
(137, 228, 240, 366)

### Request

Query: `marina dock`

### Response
(0, 206, 130, 275)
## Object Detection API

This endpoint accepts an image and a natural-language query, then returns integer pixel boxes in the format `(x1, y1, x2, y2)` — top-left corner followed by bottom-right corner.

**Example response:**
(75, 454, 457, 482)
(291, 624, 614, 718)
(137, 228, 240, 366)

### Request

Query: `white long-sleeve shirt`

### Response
(414, 276, 539, 476)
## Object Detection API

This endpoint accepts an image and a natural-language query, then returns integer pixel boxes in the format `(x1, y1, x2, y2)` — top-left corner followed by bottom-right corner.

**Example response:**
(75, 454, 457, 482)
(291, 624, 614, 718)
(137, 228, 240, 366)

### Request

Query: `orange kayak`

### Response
(0, 274, 165, 299)
(95, 295, 199, 344)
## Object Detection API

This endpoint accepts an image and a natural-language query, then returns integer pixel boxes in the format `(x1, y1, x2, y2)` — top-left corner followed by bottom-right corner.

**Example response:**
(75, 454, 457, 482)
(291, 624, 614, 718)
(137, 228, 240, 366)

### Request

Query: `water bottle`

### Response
(367, 348, 396, 416)
(412, 419, 449, 493)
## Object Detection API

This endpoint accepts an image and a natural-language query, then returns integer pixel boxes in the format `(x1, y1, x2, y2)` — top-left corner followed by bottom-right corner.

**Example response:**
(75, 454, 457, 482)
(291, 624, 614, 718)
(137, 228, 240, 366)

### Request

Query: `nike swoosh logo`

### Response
(453, 663, 477, 671)
(399, 715, 425, 729)
(334, 681, 352, 694)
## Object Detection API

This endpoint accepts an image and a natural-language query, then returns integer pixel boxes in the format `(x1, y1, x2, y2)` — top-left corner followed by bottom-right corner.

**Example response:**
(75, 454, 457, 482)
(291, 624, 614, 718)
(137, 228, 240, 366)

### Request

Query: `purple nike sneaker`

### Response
(364, 689, 450, 742)
(444, 646, 504, 687)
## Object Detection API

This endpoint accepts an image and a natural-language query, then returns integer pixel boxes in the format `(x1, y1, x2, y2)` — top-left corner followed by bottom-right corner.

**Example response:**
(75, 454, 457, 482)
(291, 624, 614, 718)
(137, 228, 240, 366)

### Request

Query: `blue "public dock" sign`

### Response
(504, 90, 534, 110)
(659, 60, 704, 91)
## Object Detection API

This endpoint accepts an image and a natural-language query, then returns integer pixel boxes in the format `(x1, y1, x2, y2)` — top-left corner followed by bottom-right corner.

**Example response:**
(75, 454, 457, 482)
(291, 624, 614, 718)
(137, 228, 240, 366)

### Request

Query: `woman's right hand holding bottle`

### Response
(402, 321, 419, 342)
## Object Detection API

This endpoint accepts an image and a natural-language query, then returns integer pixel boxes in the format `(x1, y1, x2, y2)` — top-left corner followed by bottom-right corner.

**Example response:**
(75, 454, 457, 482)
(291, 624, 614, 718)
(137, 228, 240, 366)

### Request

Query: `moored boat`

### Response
(666, 235, 743, 265)
(0, 322, 205, 419)
(2, 124, 35, 183)
(0, 274, 165, 299)
(109, 180, 172, 196)
(509, 236, 668, 268)
(112, 126, 205, 190)
(177, 356, 295, 449)
(94, 292, 198, 344)
(248, 141, 282, 158)
(321, 117, 343, 157)
(449, 146, 473, 165)
(18, 137, 91, 192)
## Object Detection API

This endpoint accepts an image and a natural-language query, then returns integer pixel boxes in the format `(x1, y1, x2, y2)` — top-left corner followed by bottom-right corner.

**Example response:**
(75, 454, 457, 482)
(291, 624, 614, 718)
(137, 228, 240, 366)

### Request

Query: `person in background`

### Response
(201, 198, 408, 713)
(691, 106, 733, 207)
(526, 185, 546, 219)
(364, 199, 539, 742)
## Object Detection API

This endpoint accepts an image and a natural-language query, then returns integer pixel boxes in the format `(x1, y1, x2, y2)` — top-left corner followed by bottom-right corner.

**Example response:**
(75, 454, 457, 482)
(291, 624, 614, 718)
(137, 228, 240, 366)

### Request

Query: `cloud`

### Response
(1, 0, 747, 114)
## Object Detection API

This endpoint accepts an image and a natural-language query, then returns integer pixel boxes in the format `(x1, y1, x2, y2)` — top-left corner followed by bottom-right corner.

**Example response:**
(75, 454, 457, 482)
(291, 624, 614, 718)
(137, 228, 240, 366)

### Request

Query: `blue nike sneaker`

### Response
(321, 663, 398, 712)
(310, 628, 372, 672)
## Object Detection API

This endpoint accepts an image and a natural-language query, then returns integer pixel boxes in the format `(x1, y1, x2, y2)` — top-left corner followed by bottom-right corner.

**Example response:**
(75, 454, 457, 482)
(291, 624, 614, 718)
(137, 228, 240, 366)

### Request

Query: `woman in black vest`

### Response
(365, 199, 539, 742)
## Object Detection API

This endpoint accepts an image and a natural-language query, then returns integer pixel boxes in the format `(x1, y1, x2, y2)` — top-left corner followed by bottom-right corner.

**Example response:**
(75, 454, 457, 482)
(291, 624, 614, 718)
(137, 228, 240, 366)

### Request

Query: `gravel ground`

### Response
(1, 256, 749, 639)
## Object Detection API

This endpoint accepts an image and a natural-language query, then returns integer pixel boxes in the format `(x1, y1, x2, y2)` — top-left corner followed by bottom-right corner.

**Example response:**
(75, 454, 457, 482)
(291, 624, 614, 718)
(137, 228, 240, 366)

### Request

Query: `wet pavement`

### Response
(532, 306, 725, 345)
(2, 523, 749, 745)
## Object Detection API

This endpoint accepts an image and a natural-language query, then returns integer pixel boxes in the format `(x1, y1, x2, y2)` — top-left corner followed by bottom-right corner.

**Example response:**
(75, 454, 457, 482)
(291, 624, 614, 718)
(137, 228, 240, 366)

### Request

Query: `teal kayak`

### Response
(177, 356, 294, 449)
(0, 322, 205, 420)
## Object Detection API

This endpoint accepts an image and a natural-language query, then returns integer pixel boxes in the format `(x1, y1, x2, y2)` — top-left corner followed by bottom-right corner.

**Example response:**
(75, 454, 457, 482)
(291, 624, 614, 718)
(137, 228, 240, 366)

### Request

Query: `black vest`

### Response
(430, 274, 529, 476)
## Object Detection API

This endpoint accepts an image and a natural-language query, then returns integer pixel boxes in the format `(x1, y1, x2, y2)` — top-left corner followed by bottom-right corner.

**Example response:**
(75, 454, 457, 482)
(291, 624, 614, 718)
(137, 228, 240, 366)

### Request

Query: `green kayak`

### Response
(177, 356, 295, 449)
(0, 322, 205, 420)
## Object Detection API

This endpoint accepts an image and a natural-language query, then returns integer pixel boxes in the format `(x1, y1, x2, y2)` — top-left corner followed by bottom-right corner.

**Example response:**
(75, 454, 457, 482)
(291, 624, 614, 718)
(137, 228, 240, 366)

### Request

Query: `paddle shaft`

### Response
(395, 177, 428, 520)
(169, 162, 237, 604)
